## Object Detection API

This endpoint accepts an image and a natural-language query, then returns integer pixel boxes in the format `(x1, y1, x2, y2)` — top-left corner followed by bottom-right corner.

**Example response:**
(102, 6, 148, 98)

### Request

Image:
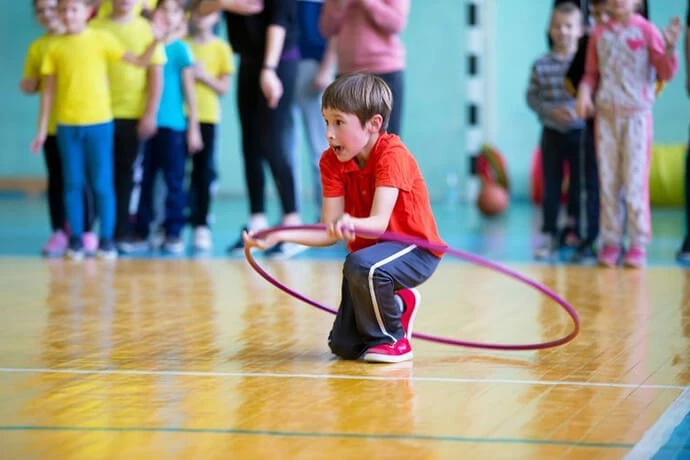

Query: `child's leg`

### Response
(583, 120, 600, 242)
(595, 113, 623, 248)
(189, 123, 217, 228)
(83, 122, 116, 242)
(333, 242, 440, 349)
(540, 128, 566, 236)
(43, 135, 66, 232)
(621, 112, 652, 249)
(113, 119, 143, 241)
(160, 128, 187, 239)
(328, 277, 367, 360)
(564, 128, 584, 238)
(57, 126, 87, 240)
(134, 134, 162, 238)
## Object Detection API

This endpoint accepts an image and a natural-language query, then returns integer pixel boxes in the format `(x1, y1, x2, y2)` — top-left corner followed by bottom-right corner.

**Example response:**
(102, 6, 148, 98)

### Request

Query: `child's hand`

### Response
(662, 17, 681, 51)
(328, 213, 356, 241)
(193, 62, 209, 82)
(30, 131, 46, 155)
(137, 112, 157, 140)
(551, 106, 577, 126)
(187, 126, 203, 154)
(242, 229, 276, 251)
(221, 0, 263, 15)
(312, 67, 333, 92)
(575, 92, 594, 119)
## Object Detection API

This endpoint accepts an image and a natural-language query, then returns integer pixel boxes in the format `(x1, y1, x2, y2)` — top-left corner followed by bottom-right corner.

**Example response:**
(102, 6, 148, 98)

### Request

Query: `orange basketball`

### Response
(476, 182, 509, 217)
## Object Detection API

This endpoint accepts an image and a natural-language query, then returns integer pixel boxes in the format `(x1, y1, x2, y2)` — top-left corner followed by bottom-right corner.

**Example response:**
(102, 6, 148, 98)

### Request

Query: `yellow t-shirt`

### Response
(90, 17, 167, 119)
(23, 35, 59, 135)
(41, 28, 126, 126)
(184, 37, 234, 124)
(97, 0, 156, 19)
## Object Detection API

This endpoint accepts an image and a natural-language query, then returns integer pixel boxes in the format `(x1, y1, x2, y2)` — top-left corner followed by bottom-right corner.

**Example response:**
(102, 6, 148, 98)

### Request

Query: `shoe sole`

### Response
(362, 350, 413, 363)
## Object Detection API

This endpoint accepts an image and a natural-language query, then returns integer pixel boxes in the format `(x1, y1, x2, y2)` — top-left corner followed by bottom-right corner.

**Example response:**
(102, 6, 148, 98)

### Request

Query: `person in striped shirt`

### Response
(527, 2, 584, 261)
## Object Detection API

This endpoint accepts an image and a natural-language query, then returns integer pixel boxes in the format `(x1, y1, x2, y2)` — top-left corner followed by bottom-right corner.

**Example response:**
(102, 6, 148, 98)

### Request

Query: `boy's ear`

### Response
(368, 114, 384, 133)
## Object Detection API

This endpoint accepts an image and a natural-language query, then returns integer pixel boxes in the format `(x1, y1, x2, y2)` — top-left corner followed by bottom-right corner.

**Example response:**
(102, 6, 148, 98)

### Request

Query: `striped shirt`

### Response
(527, 52, 584, 132)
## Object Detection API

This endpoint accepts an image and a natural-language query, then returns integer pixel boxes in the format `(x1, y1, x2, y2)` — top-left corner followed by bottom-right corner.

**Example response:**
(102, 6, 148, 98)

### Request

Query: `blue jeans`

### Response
(136, 128, 187, 238)
(57, 122, 115, 240)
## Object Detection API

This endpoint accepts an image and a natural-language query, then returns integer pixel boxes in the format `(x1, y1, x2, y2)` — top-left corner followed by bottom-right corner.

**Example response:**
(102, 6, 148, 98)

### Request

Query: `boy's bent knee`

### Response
(328, 332, 365, 360)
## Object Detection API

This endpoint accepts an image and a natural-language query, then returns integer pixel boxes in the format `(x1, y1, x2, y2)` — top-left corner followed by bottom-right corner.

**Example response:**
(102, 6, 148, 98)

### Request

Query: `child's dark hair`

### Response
(156, 0, 187, 9)
(321, 73, 393, 132)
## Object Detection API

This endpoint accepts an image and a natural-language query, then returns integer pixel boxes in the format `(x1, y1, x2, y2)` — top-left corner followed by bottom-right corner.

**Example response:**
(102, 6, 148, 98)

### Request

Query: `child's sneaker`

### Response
(163, 236, 185, 254)
(65, 237, 84, 261)
(96, 239, 118, 260)
(82, 232, 99, 256)
(534, 234, 557, 261)
(193, 226, 213, 251)
(676, 237, 690, 263)
(117, 235, 150, 254)
(598, 245, 620, 267)
(623, 246, 646, 268)
(362, 338, 413, 363)
(396, 288, 420, 339)
(265, 242, 309, 260)
(42, 230, 67, 257)
(570, 239, 597, 264)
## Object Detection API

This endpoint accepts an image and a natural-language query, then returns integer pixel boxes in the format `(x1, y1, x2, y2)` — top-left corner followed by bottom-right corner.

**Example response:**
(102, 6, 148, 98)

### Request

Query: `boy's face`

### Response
(549, 11, 581, 52)
(590, 3, 610, 26)
(58, 0, 90, 33)
(112, 0, 138, 15)
(322, 108, 379, 162)
(35, 0, 60, 30)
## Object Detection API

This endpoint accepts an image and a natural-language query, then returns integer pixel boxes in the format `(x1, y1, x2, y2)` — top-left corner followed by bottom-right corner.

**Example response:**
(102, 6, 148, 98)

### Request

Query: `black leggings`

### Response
(189, 123, 217, 227)
(377, 70, 404, 136)
(43, 135, 94, 233)
(237, 57, 298, 215)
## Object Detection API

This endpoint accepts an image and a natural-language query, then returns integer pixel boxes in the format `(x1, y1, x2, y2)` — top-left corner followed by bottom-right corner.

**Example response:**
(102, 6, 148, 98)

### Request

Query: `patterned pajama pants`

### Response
(595, 110, 652, 249)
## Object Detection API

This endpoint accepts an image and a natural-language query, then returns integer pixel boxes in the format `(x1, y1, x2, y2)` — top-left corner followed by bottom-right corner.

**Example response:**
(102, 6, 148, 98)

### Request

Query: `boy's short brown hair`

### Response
(321, 73, 393, 132)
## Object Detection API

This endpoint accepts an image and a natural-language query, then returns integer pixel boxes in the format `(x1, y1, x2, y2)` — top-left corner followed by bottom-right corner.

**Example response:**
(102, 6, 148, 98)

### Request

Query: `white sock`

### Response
(248, 214, 268, 232)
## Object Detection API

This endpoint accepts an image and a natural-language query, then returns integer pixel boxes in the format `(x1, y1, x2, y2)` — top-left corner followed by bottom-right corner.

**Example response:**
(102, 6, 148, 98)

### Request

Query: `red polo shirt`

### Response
(319, 133, 445, 256)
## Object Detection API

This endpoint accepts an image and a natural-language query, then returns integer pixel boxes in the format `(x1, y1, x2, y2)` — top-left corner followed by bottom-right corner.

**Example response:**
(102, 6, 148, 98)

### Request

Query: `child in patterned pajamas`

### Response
(576, 0, 681, 268)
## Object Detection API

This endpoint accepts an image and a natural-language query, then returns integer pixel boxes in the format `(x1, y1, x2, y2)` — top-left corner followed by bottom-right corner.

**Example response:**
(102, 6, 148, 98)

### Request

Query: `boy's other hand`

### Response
(138, 113, 157, 140)
(551, 106, 577, 125)
(329, 213, 356, 241)
(187, 126, 204, 154)
(30, 132, 46, 155)
(242, 229, 275, 251)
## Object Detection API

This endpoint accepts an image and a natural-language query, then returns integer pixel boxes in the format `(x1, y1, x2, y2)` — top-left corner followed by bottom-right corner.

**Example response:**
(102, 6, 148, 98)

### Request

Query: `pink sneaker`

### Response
(362, 338, 413, 363)
(623, 246, 646, 268)
(42, 230, 67, 257)
(397, 288, 420, 339)
(598, 245, 620, 267)
(82, 232, 99, 256)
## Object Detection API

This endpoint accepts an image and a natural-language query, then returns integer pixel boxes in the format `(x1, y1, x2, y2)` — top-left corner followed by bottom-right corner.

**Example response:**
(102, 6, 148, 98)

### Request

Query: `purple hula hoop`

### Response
(245, 224, 580, 351)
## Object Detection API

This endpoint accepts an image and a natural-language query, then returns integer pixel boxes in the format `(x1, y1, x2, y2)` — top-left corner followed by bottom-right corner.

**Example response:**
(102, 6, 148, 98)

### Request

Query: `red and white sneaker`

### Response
(363, 338, 413, 363)
(397, 288, 420, 339)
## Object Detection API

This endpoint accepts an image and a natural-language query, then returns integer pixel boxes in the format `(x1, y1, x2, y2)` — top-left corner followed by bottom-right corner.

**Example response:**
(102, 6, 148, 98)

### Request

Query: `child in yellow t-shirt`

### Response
(21, 0, 98, 257)
(184, 10, 234, 251)
(95, 0, 156, 19)
(30, 0, 165, 260)
(90, 0, 167, 247)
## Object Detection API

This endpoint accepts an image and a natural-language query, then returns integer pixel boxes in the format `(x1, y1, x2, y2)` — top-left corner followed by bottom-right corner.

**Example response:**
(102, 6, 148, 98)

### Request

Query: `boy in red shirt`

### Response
(243, 73, 444, 363)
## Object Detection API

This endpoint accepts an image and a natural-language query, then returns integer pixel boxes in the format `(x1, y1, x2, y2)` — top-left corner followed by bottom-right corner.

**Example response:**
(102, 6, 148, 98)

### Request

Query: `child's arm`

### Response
(182, 67, 204, 153)
(121, 37, 164, 68)
(138, 65, 163, 140)
(195, 0, 262, 16)
(20, 79, 39, 95)
(20, 42, 41, 95)
(319, 0, 351, 38)
(261, 24, 286, 108)
(194, 63, 230, 96)
(647, 17, 680, 82)
(357, 0, 409, 34)
(330, 187, 398, 240)
(242, 197, 343, 249)
(30, 75, 55, 154)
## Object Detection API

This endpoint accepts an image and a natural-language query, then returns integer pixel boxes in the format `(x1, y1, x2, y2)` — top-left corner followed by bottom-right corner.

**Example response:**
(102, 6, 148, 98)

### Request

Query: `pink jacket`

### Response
(319, 0, 409, 74)
(581, 14, 678, 113)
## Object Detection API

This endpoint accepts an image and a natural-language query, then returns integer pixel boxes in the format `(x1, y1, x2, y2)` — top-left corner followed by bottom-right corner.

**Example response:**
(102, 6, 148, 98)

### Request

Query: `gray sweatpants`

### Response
(328, 241, 441, 360)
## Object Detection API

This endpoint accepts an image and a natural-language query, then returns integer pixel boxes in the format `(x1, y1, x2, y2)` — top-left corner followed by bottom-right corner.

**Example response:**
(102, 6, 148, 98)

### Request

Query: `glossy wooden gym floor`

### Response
(0, 198, 689, 459)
